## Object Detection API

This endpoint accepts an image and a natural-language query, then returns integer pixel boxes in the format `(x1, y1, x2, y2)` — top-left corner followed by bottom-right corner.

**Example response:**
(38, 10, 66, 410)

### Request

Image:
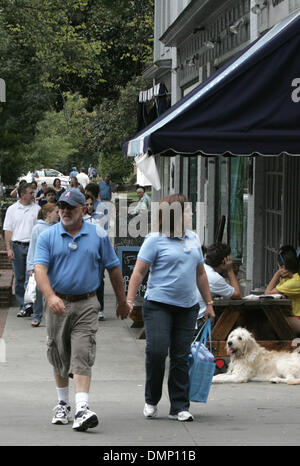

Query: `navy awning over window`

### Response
(123, 9, 300, 158)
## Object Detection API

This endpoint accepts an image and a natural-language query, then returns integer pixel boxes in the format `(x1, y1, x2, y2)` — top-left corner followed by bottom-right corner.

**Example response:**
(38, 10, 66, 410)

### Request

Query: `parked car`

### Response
(18, 169, 69, 188)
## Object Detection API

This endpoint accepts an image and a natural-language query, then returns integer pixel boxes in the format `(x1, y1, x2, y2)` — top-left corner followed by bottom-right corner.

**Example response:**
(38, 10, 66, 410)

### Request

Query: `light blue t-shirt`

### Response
(34, 220, 119, 294)
(27, 220, 54, 271)
(138, 230, 204, 307)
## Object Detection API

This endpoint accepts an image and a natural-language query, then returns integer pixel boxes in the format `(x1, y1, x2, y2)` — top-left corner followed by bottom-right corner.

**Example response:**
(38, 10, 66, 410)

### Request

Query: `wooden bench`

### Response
(0, 240, 14, 309)
(130, 298, 296, 350)
(211, 298, 295, 356)
(0, 269, 14, 308)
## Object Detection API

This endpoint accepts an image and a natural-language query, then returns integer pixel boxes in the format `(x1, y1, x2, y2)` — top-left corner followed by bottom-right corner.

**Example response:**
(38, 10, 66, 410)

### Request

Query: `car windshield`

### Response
(45, 169, 60, 176)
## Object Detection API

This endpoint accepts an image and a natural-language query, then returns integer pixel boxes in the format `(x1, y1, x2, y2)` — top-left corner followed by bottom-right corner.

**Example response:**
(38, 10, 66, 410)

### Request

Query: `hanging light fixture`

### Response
(251, 0, 268, 14)
(204, 40, 216, 49)
(229, 17, 245, 35)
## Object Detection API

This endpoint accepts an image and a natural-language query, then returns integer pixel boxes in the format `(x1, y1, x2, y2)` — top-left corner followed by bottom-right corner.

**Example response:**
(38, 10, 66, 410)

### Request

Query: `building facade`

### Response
(143, 0, 300, 293)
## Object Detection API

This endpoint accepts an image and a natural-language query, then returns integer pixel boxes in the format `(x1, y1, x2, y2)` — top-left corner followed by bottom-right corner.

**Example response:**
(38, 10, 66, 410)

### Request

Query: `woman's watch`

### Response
(206, 300, 214, 305)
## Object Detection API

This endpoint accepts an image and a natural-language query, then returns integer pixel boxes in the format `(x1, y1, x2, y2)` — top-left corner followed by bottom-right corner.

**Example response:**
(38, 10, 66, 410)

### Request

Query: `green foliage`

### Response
(0, 0, 154, 184)
(1, 0, 153, 104)
(27, 93, 99, 173)
(0, 11, 54, 184)
(98, 152, 133, 184)
(96, 76, 152, 182)
(1, 0, 105, 92)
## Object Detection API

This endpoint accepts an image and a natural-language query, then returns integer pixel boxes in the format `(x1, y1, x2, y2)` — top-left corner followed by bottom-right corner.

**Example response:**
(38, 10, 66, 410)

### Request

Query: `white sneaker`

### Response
(52, 401, 71, 425)
(168, 411, 194, 422)
(143, 403, 158, 418)
(72, 406, 99, 431)
(98, 311, 105, 321)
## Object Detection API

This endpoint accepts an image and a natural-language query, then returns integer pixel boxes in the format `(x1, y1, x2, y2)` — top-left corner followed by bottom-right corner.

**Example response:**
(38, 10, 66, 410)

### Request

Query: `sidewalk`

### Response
(1, 278, 300, 446)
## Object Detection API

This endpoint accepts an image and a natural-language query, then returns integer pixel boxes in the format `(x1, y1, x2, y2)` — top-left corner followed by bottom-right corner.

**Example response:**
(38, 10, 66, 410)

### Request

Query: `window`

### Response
(229, 157, 248, 262)
(188, 156, 198, 230)
(45, 169, 60, 176)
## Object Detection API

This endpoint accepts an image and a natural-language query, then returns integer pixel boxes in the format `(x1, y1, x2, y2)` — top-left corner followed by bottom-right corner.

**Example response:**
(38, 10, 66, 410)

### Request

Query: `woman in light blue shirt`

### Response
(127, 194, 214, 422)
(27, 203, 59, 326)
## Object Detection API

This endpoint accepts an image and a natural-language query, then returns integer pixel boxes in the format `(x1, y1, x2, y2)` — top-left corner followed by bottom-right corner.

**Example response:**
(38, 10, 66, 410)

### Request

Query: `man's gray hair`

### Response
(18, 183, 31, 198)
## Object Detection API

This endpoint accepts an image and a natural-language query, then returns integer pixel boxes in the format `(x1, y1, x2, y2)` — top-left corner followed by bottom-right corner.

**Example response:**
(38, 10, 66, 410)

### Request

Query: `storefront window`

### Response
(188, 156, 198, 230)
(230, 157, 248, 263)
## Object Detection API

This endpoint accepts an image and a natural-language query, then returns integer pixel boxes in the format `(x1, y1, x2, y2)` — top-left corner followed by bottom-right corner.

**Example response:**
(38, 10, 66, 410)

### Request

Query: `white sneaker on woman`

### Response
(143, 403, 158, 418)
(98, 311, 105, 321)
(168, 411, 194, 422)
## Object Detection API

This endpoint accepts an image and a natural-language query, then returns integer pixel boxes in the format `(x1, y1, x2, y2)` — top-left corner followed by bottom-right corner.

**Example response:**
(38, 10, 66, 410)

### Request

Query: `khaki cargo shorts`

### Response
(45, 295, 100, 379)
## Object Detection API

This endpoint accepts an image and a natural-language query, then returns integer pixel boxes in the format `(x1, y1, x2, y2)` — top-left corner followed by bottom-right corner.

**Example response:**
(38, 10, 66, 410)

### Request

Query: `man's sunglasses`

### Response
(57, 202, 77, 210)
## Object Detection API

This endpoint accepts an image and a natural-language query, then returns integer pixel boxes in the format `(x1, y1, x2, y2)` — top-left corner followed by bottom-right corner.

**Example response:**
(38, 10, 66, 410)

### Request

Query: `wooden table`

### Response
(211, 298, 295, 356)
(129, 298, 296, 351)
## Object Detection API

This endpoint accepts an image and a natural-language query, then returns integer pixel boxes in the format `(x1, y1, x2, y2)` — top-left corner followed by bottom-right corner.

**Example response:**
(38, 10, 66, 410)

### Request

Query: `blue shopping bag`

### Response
(188, 320, 216, 403)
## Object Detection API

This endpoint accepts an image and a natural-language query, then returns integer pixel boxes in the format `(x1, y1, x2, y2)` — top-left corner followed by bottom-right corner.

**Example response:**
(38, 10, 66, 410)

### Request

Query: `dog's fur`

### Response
(212, 327, 300, 384)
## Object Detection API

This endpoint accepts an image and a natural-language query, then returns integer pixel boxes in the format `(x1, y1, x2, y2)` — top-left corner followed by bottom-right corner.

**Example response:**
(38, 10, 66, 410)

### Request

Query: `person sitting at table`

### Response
(197, 243, 242, 328)
(265, 245, 300, 335)
(129, 189, 149, 217)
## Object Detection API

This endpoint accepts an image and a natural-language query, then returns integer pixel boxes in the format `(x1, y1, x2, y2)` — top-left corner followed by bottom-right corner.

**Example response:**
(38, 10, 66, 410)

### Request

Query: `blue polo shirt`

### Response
(138, 230, 204, 307)
(99, 181, 112, 201)
(34, 220, 119, 294)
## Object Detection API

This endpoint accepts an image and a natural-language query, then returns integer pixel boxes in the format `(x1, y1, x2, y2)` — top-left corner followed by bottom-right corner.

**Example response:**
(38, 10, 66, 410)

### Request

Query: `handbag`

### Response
(188, 319, 216, 403)
(24, 274, 37, 304)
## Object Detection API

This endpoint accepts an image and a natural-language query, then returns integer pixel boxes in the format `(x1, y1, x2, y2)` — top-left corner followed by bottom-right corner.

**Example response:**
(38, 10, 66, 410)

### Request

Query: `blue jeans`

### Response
(142, 299, 199, 415)
(12, 242, 30, 309)
(96, 264, 105, 311)
(33, 287, 44, 323)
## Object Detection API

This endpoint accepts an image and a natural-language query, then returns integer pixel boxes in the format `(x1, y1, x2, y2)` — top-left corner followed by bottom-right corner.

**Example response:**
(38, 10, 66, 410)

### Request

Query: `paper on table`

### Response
(243, 294, 283, 300)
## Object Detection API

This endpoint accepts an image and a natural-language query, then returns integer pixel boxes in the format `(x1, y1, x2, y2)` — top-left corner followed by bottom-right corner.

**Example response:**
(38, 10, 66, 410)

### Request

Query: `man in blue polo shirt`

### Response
(99, 174, 112, 201)
(34, 188, 129, 432)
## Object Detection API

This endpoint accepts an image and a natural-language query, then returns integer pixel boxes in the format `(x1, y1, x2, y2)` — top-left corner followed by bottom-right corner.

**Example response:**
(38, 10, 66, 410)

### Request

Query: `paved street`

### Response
(1, 278, 300, 448)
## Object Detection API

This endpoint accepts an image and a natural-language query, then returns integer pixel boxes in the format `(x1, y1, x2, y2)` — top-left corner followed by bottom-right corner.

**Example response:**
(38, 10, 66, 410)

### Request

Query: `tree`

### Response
(96, 76, 151, 182)
(1, 0, 153, 106)
(0, 13, 53, 184)
(84, 0, 154, 104)
(1, 0, 105, 97)
(27, 93, 98, 173)
(0, 0, 154, 184)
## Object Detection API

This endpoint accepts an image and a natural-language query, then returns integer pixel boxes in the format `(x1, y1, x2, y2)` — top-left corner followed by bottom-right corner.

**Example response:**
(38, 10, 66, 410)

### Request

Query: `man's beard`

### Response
(60, 210, 82, 227)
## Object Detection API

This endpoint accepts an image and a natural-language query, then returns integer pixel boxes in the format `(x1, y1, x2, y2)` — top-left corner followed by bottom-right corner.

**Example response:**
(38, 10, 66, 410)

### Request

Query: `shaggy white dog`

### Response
(212, 327, 300, 384)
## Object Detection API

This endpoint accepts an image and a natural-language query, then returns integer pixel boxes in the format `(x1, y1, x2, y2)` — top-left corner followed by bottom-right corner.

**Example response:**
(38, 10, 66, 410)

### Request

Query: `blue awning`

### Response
(123, 9, 300, 158)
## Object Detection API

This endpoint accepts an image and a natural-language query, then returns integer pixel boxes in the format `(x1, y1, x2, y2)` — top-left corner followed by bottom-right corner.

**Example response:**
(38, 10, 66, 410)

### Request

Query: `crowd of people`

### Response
(2, 172, 300, 431)
(6, 169, 114, 323)
(3, 169, 130, 431)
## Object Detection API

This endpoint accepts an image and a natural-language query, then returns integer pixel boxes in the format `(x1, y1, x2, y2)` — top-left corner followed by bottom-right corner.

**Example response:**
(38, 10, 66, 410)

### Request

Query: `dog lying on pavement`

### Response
(212, 327, 300, 384)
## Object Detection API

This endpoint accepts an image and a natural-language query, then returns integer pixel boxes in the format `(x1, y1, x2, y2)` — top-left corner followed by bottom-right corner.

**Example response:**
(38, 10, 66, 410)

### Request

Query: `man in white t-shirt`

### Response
(197, 243, 242, 323)
(4, 183, 40, 316)
(76, 168, 90, 189)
